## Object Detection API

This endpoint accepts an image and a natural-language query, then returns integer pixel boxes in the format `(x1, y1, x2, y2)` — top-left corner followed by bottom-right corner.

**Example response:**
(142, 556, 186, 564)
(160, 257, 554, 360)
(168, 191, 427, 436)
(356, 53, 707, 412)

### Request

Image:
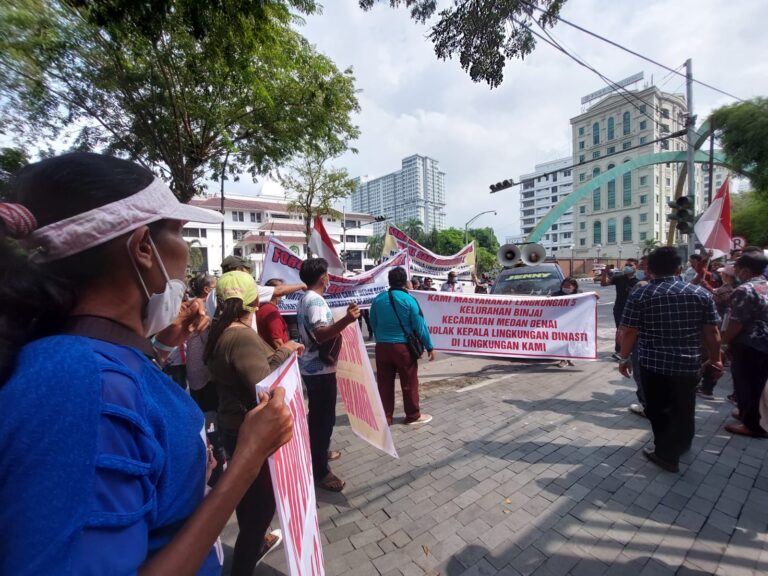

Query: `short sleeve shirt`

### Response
(297, 291, 335, 375)
(256, 302, 290, 348)
(611, 274, 639, 312)
(729, 277, 768, 353)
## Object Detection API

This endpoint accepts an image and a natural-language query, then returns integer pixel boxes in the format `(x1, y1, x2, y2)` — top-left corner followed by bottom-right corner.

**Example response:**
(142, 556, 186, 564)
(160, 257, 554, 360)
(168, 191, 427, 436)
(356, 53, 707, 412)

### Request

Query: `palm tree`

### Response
(186, 240, 205, 272)
(398, 218, 424, 243)
(641, 238, 661, 255)
(366, 234, 385, 262)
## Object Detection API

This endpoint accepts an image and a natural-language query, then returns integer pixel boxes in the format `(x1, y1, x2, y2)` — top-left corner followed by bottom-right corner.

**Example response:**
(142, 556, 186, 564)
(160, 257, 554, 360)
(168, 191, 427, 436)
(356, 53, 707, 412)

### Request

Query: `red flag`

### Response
(694, 178, 731, 259)
(309, 215, 344, 274)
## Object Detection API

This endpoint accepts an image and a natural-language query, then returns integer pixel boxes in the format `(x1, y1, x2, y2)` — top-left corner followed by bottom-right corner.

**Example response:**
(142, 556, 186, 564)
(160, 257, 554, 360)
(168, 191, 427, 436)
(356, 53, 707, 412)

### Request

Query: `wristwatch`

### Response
(618, 356, 632, 365)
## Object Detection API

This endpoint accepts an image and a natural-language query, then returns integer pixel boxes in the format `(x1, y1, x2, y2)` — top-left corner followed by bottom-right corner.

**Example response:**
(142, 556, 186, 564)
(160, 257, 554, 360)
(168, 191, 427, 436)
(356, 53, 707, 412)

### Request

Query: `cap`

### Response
(221, 254, 253, 272)
(216, 271, 258, 312)
(26, 177, 223, 262)
(717, 265, 735, 276)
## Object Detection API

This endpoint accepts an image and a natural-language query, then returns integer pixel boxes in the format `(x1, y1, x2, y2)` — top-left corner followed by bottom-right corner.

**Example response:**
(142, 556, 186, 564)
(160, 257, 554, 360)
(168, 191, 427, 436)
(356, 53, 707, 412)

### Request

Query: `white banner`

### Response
(412, 291, 598, 360)
(256, 355, 324, 576)
(336, 322, 398, 458)
(260, 237, 409, 313)
(383, 225, 475, 279)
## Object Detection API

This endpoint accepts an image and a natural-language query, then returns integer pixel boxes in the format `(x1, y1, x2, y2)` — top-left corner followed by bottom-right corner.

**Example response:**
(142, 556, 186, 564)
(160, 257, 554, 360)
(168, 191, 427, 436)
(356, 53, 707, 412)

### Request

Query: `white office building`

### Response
(518, 157, 574, 256)
(569, 85, 704, 259)
(187, 182, 376, 276)
(351, 154, 447, 235)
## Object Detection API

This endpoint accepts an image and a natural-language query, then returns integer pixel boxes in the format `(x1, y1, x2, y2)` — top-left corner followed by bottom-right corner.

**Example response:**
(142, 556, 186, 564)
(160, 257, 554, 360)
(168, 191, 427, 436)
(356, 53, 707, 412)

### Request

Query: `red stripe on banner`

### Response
(313, 216, 338, 255)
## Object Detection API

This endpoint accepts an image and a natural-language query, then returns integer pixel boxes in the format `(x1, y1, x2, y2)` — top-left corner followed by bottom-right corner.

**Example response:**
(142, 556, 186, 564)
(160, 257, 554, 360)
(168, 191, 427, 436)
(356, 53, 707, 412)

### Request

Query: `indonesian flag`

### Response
(694, 178, 731, 259)
(309, 215, 344, 274)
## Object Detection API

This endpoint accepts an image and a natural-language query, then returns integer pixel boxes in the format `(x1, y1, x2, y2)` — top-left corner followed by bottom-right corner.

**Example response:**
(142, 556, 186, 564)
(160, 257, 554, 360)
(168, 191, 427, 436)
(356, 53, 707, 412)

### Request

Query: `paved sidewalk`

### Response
(225, 344, 768, 575)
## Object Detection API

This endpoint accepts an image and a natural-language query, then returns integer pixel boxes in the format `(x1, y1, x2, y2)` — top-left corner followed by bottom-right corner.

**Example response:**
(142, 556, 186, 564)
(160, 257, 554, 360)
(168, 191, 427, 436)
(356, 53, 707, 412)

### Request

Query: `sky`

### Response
(251, 0, 768, 243)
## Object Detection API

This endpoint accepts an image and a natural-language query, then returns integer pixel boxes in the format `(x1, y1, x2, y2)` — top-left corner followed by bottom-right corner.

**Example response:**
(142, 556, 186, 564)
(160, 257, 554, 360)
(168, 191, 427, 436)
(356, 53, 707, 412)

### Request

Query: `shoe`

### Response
(642, 447, 679, 473)
(404, 414, 433, 425)
(556, 360, 568, 368)
(696, 389, 715, 400)
(567, 360, 576, 366)
(255, 529, 283, 567)
(611, 353, 622, 361)
(727, 394, 737, 405)
(316, 472, 346, 492)
(725, 423, 767, 438)
(328, 450, 341, 461)
(629, 403, 646, 417)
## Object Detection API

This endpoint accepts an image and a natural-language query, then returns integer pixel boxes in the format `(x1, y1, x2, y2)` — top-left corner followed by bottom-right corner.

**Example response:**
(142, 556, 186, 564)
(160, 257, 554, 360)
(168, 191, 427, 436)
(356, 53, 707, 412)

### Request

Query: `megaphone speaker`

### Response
(521, 243, 546, 265)
(497, 244, 522, 267)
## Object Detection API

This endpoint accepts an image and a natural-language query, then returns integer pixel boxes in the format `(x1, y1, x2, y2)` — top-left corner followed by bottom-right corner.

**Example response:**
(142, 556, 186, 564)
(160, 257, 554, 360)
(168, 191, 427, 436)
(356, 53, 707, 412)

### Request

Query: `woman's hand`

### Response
(428, 349, 436, 361)
(234, 389, 293, 479)
(281, 340, 305, 357)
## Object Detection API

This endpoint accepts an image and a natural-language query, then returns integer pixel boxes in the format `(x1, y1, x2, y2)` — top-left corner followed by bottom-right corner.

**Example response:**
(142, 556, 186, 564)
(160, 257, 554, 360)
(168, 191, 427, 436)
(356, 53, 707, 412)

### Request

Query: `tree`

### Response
(366, 233, 385, 262)
(467, 226, 500, 253)
(434, 227, 466, 255)
(641, 238, 661, 255)
(475, 246, 498, 276)
(731, 191, 768, 247)
(398, 218, 425, 243)
(421, 227, 439, 251)
(710, 98, 768, 194)
(0, 146, 29, 201)
(281, 147, 357, 250)
(0, 0, 359, 202)
(359, 0, 568, 88)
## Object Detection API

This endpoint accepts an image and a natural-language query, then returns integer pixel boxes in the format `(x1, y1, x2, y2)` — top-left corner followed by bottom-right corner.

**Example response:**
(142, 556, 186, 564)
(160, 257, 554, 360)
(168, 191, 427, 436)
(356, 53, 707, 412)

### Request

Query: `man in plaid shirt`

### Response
(618, 247, 723, 473)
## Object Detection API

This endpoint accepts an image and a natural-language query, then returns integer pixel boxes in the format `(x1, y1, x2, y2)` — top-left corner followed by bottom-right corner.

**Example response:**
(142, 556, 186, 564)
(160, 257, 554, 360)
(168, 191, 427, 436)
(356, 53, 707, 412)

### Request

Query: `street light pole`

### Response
(464, 210, 497, 245)
(569, 243, 575, 277)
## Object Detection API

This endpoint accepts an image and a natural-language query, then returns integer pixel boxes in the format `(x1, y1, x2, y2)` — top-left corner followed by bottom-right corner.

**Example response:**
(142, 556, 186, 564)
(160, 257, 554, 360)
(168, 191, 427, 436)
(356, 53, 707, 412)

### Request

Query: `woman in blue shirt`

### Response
(370, 267, 435, 426)
(0, 153, 293, 575)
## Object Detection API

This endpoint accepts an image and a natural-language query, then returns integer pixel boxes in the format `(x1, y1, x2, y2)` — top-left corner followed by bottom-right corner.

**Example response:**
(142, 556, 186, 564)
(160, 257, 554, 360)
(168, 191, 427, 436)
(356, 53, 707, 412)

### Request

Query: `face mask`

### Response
(624, 266, 635, 275)
(635, 270, 645, 281)
(128, 235, 186, 337)
(562, 287, 574, 294)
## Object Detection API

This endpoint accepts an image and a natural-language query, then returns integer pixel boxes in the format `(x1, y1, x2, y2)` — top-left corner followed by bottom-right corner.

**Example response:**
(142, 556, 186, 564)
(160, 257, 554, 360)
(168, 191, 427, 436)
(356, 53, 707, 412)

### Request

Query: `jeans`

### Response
(730, 342, 768, 434)
(302, 372, 338, 480)
(631, 351, 645, 407)
(640, 367, 698, 465)
(375, 343, 421, 424)
(221, 428, 276, 576)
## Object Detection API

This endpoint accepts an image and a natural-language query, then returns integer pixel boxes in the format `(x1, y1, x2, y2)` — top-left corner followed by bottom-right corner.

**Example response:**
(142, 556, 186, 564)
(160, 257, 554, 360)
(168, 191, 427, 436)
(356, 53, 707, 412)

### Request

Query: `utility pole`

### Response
(707, 119, 715, 205)
(685, 58, 696, 256)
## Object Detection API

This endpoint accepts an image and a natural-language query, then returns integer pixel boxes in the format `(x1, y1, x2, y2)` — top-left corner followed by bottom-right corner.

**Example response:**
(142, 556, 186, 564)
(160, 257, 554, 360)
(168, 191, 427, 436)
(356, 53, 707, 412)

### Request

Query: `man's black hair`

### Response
(626, 258, 638, 265)
(689, 254, 703, 262)
(735, 252, 768, 276)
(648, 247, 682, 277)
(388, 266, 408, 289)
(299, 258, 328, 287)
(264, 278, 284, 287)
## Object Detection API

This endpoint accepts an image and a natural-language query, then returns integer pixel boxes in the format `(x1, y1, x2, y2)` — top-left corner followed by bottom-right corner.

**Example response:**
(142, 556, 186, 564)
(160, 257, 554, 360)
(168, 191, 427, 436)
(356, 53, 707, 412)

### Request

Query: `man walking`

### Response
(602, 258, 639, 359)
(297, 258, 360, 492)
(618, 247, 722, 473)
(441, 271, 460, 292)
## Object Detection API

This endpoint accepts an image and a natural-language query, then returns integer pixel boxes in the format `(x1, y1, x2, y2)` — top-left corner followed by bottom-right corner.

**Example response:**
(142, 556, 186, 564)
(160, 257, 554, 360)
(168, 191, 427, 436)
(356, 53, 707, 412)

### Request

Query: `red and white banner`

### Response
(383, 224, 475, 279)
(261, 237, 409, 312)
(694, 178, 732, 259)
(256, 355, 324, 576)
(336, 322, 398, 458)
(309, 216, 344, 275)
(412, 291, 598, 360)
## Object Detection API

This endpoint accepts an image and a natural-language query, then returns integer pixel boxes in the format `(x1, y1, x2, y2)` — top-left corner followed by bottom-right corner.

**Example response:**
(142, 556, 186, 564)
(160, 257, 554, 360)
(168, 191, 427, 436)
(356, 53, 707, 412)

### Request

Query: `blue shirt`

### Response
(621, 277, 719, 375)
(370, 289, 434, 351)
(0, 331, 220, 575)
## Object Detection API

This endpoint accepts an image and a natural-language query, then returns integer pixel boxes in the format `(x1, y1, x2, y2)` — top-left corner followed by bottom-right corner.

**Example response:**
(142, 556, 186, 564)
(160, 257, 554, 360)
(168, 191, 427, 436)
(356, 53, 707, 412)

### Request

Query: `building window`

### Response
(592, 122, 600, 145)
(580, 206, 586, 214)
(640, 136, 648, 144)
(640, 176, 648, 186)
(580, 238, 586, 246)
(622, 141, 632, 150)
(661, 140, 670, 150)
(607, 117, 615, 140)
(660, 124, 670, 133)
(563, 170, 571, 177)
(639, 104, 646, 114)
(640, 232, 648, 240)
(579, 173, 586, 182)
(579, 154, 585, 163)
(640, 213, 648, 223)
(623, 172, 632, 206)
(592, 151, 600, 159)
(579, 126, 585, 136)
(665, 177, 671, 187)
(593, 221, 602, 245)
(250, 212, 256, 222)
(592, 167, 601, 178)
(639, 120, 647, 130)
(623, 111, 630, 135)
(183, 227, 207, 238)
(607, 218, 616, 243)
(231, 211, 244, 222)
(622, 216, 632, 242)
(232, 230, 247, 241)
(640, 194, 648, 204)
(661, 108, 670, 119)
(580, 221, 586, 230)
(607, 146, 616, 154)
(579, 141, 585, 150)
(607, 180, 616, 209)
(593, 188, 601, 211)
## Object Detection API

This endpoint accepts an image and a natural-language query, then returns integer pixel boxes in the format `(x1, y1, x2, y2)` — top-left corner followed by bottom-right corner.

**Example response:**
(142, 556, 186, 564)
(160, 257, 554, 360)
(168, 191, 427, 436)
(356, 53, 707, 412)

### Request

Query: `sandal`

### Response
(255, 529, 283, 567)
(328, 450, 341, 461)
(316, 472, 345, 492)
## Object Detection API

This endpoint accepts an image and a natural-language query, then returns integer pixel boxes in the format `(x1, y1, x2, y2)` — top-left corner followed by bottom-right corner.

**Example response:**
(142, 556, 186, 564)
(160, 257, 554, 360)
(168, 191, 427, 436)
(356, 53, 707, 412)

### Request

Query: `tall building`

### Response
(702, 163, 732, 196)
(570, 85, 704, 259)
(351, 154, 447, 235)
(519, 157, 574, 256)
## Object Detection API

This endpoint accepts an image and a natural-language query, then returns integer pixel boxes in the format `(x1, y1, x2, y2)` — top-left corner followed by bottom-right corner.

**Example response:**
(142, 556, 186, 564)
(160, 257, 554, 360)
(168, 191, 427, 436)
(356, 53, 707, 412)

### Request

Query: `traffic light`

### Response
(339, 250, 350, 262)
(667, 196, 695, 234)
(374, 215, 387, 222)
(489, 179, 516, 193)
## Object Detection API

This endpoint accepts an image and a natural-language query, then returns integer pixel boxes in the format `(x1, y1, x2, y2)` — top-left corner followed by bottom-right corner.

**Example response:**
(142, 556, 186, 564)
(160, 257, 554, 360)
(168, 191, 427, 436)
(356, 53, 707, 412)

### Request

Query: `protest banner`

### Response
(260, 237, 409, 313)
(412, 291, 598, 360)
(383, 224, 475, 279)
(255, 355, 324, 576)
(335, 321, 398, 458)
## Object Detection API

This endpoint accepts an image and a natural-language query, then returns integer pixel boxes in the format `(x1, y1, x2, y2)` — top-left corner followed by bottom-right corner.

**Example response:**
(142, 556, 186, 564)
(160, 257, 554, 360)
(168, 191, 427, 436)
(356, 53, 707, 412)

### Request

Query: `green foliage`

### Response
(421, 227, 439, 251)
(282, 147, 357, 251)
(467, 226, 500, 253)
(366, 233, 384, 261)
(359, 0, 568, 88)
(475, 246, 498, 276)
(641, 238, 661, 254)
(711, 98, 768, 194)
(0, 146, 29, 200)
(397, 218, 425, 244)
(0, 0, 359, 201)
(434, 227, 465, 255)
(731, 191, 768, 247)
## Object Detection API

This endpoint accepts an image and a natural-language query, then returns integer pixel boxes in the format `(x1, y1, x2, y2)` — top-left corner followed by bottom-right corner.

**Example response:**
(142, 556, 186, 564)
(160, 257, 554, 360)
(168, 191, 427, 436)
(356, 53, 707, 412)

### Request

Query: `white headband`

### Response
(26, 178, 223, 262)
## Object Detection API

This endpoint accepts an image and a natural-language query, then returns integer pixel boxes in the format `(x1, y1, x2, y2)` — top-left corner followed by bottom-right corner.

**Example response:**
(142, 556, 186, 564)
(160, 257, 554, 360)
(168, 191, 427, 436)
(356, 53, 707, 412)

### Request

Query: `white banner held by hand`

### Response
(256, 355, 324, 576)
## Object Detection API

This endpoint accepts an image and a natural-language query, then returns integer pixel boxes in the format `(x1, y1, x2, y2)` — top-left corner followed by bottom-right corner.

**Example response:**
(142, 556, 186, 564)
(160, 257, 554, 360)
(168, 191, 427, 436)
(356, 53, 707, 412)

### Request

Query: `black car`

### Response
(490, 263, 565, 296)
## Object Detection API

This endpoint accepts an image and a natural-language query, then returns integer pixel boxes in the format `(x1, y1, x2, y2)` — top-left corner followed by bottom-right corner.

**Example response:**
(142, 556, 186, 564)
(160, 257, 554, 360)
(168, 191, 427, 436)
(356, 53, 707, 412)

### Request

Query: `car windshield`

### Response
(493, 270, 562, 296)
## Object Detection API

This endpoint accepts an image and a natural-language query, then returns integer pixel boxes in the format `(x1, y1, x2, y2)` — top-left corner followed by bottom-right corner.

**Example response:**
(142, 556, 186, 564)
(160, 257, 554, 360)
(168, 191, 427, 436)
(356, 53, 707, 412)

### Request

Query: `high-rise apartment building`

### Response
(352, 154, 447, 235)
(569, 86, 704, 259)
(519, 157, 574, 256)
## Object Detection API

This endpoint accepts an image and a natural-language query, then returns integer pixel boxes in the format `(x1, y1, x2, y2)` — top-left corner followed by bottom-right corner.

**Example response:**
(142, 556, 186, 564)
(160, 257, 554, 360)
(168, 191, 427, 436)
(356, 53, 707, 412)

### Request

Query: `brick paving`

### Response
(223, 331, 768, 575)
